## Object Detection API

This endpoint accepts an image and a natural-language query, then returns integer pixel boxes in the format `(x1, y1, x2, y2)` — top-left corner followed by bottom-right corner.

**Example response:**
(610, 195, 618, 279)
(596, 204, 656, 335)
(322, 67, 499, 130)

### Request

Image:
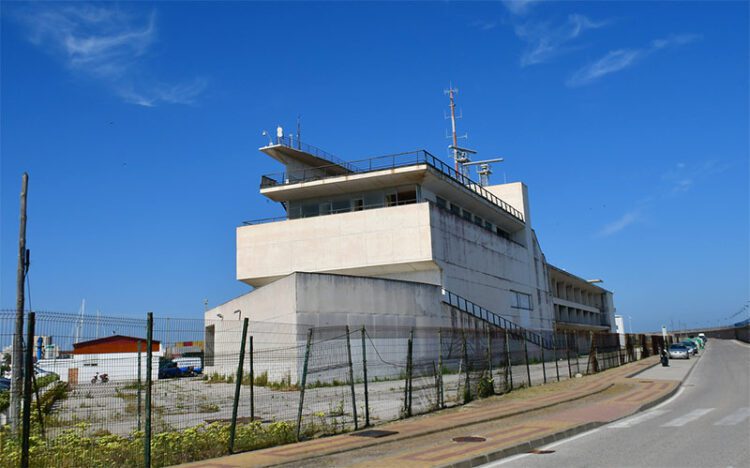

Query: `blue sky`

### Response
(1, 1, 747, 332)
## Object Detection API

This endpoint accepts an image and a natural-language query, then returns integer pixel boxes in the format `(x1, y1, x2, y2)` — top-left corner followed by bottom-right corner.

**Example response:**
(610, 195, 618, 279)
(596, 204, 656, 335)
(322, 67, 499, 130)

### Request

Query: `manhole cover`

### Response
(529, 449, 556, 454)
(350, 430, 398, 438)
(452, 436, 486, 443)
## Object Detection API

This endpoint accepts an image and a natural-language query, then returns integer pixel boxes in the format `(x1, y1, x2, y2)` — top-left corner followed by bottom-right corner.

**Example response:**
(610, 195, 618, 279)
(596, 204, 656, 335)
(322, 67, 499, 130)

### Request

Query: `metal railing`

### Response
(242, 199, 419, 226)
(260, 149, 525, 223)
(442, 289, 548, 347)
(266, 136, 359, 173)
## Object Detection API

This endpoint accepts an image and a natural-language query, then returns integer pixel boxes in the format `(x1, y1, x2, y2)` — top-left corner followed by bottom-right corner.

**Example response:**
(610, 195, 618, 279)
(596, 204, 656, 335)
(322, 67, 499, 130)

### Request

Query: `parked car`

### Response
(174, 357, 202, 376)
(0, 377, 10, 391)
(668, 344, 690, 359)
(158, 361, 182, 379)
(682, 341, 698, 355)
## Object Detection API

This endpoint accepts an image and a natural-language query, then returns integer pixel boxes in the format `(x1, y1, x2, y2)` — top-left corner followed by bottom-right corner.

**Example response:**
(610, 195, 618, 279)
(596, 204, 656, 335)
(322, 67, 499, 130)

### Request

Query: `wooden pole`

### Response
(11, 172, 29, 434)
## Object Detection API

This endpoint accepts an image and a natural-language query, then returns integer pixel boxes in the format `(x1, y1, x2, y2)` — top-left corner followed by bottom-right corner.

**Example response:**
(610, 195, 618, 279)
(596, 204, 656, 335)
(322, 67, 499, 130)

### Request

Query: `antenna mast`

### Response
(445, 85, 460, 172)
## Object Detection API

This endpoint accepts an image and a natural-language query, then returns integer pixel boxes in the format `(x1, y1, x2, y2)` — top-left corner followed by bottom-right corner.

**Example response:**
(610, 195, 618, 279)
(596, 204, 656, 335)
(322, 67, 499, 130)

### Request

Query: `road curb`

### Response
(264, 381, 616, 467)
(440, 355, 700, 467)
(441, 421, 605, 468)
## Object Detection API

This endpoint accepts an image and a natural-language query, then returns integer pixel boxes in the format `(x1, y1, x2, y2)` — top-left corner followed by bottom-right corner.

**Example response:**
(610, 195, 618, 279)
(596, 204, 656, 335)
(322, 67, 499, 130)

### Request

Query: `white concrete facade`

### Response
(203, 272, 482, 380)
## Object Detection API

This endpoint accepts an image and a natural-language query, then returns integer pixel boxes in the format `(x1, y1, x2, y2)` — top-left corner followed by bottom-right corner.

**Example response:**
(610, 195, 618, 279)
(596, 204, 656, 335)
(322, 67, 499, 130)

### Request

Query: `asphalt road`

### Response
(491, 339, 750, 468)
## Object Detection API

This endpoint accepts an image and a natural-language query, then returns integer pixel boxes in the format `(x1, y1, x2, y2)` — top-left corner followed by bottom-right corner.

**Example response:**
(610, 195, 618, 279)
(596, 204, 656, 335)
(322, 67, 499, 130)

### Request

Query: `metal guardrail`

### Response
(260, 149, 525, 223)
(441, 289, 548, 348)
(267, 136, 360, 173)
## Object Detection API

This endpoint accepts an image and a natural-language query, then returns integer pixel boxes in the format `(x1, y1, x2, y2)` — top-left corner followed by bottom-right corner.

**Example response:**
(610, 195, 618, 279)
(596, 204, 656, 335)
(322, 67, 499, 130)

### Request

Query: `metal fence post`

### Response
(574, 333, 582, 375)
(553, 334, 560, 382)
(249, 336, 254, 421)
(565, 333, 573, 378)
(21, 311, 35, 468)
(462, 329, 471, 402)
(296, 329, 313, 441)
(486, 328, 492, 388)
(360, 326, 370, 427)
(31, 370, 45, 439)
(145, 312, 153, 468)
(229, 318, 249, 454)
(137, 341, 142, 432)
(345, 326, 358, 430)
(541, 340, 547, 384)
(504, 329, 512, 390)
(437, 329, 444, 408)
(523, 334, 532, 387)
(404, 329, 413, 417)
(586, 332, 596, 375)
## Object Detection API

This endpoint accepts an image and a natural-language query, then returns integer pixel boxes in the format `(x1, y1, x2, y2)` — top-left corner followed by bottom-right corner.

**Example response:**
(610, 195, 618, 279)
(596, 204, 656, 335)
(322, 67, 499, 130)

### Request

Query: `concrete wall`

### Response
(428, 203, 553, 332)
(236, 203, 436, 287)
(204, 272, 461, 381)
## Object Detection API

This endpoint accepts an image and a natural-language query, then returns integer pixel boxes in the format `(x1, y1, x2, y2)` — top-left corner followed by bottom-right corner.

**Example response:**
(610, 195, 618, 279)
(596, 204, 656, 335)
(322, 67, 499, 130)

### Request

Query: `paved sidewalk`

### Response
(180, 356, 683, 468)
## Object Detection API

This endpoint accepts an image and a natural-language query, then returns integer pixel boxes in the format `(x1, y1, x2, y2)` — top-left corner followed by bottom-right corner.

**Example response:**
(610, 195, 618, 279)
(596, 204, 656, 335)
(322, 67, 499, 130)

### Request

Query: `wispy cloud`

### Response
(597, 159, 727, 237)
(567, 34, 700, 87)
(502, 0, 541, 16)
(514, 14, 609, 67)
(598, 209, 641, 237)
(16, 4, 206, 107)
(661, 160, 729, 194)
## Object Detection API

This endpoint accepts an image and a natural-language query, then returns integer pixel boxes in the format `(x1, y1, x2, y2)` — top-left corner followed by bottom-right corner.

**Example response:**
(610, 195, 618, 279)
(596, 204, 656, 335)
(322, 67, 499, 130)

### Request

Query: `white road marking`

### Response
(661, 408, 715, 427)
(608, 409, 670, 428)
(714, 407, 750, 426)
(484, 387, 688, 466)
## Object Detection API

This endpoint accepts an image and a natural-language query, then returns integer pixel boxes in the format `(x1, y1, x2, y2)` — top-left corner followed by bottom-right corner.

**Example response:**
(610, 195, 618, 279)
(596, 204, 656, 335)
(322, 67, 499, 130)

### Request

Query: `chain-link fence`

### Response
(1, 310, 666, 467)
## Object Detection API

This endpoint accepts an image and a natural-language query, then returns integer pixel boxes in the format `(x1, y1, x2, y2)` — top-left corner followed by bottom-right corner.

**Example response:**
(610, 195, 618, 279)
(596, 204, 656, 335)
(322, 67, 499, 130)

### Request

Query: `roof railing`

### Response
(267, 136, 360, 172)
(260, 149, 525, 222)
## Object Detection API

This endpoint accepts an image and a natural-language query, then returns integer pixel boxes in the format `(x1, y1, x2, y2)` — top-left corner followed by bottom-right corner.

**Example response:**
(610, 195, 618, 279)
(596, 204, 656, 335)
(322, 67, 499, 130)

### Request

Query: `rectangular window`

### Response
(319, 202, 331, 216)
(385, 192, 398, 207)
(397, 188, 417, 204)
(436, 196, 447, 209)
(302, 202, 319, 218)
(484, 220, 492, 230)
(332, 199, 350, 213)
(364, 191, 384, 209)
(450, 203, 462, 216)
(511, 291, 533, 310)
(352, 198, 364, 211)
(496, 227, 510, 240)
(474, 215, 483, 227)
(463, 210, 473, 222)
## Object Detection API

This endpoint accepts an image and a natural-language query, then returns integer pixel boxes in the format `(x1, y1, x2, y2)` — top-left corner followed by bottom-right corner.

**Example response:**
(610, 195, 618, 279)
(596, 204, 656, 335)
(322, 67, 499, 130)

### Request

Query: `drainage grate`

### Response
(350, 430, 398, 438)
(528, 449, 556, 454)
(452, 436, 486, 443)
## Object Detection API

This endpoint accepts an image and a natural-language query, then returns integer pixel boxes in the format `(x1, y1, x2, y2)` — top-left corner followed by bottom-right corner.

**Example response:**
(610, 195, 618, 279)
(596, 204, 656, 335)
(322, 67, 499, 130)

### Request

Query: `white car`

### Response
(668, 344, 690, 359)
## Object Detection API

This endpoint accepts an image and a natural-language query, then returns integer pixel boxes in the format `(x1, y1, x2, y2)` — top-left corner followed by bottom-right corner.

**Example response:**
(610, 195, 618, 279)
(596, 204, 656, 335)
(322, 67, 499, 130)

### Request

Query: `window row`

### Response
(288, 186, 419, 220)
(435, 196, 512, 240)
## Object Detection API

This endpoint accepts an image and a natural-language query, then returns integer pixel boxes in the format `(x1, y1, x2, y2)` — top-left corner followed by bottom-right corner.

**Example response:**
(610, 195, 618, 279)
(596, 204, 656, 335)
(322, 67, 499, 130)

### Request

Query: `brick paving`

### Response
(179, 356, 677, 468)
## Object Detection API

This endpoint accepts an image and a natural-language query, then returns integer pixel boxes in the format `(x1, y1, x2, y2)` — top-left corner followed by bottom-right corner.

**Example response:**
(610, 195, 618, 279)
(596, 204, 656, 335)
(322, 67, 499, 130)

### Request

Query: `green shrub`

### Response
(0, 420, 296, 467)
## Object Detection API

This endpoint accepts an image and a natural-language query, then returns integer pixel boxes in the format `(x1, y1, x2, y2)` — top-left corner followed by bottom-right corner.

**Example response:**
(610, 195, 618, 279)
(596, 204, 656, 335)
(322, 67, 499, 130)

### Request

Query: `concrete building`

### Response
(204, 138, 616, 376)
